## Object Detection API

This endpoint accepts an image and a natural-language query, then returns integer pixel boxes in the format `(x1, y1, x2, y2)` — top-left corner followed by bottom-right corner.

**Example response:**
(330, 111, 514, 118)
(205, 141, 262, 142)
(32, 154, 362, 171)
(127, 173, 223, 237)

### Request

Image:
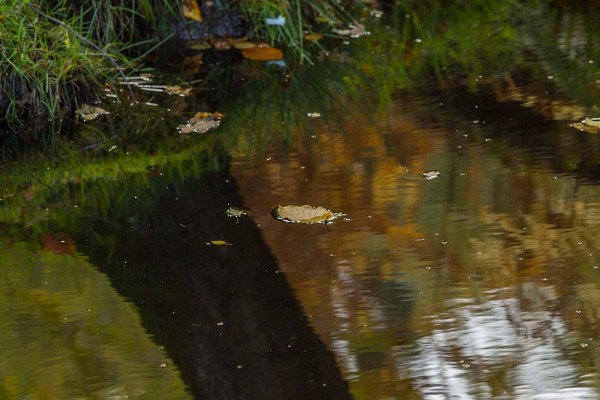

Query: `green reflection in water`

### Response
(0, 238, 190, 399)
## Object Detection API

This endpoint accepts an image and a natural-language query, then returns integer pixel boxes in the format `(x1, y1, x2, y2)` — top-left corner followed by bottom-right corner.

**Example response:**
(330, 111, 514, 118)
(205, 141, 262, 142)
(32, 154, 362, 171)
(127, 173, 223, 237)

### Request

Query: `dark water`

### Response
(3, 1, 600, 399)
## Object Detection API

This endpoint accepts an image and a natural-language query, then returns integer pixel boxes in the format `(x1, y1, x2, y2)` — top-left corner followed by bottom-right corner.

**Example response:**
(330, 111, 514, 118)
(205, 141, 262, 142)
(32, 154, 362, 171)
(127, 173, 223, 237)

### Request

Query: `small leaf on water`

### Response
(241, 47, 284, 61)
(422, 170, 441, 180)
(304, 34, 323, 41)
(571, 117, 600, 134)
(178, 117, 220, 134)
(584, 117, 600, 128)
(208, 240, 232, 246)
(166, 85, 192, 96)
(76, 104, 109, 121)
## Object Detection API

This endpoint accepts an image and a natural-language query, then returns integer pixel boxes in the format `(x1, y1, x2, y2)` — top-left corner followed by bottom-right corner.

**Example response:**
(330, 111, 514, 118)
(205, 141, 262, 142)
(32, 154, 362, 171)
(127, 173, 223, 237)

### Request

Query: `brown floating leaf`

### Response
(271, 204, 345, 225)
(241, 47, 284, 61)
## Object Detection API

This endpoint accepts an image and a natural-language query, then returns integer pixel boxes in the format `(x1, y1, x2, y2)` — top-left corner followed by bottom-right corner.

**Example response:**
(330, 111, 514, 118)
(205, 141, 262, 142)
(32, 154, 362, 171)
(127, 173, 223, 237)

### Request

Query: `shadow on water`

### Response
(76, 164, 352, 400)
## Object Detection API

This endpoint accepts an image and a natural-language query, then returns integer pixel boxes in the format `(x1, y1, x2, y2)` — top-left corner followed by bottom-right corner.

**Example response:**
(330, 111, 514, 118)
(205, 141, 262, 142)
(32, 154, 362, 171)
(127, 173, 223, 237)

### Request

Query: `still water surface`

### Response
(2, 2, 600, 399)
(230, 84, 600, 398)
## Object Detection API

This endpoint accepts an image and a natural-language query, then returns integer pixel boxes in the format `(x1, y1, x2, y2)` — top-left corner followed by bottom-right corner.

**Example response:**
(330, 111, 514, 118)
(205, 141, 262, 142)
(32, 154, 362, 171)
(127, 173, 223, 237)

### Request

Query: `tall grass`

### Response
(0, 1, 103, 121)
(239, 0, 355, 63)
(0, 0, 177, 123)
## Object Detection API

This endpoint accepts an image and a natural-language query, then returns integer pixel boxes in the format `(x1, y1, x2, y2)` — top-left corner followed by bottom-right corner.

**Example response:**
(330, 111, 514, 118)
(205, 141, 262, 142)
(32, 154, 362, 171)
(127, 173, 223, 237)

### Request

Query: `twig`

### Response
(28, 4, 137, 101)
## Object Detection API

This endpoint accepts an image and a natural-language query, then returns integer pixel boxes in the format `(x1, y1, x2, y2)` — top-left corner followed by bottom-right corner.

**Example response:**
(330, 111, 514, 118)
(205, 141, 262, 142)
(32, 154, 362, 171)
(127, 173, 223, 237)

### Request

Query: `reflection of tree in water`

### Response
(408, 285, 597, 399)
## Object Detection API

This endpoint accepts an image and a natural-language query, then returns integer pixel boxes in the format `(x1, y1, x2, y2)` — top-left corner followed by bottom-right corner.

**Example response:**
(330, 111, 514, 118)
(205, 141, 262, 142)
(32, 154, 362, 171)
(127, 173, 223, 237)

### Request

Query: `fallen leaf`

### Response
(304, 33, 323, 41)
(194, 111, 225, 119)
(272, 204, 345, 225)
(166, 85, 192, 96)
(241, 47, 284, 61)
(178, 117, 220, 134)
(183, 0, 202, 21)
(584, 117, 600, 128)
(226, 207, 248, 223)
(570, 117, 600, 133)
(207, 240, 232, 246)
(76, 104, 110, 121)
(422, 170, 441, 179)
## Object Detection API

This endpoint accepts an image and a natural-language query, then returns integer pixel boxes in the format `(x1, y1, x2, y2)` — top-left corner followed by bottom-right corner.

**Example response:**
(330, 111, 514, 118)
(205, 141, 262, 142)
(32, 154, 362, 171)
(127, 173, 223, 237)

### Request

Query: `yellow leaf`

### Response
(208, 240, 232, 246)
(304, 34, 323, 42)
(183, 0, 202, 22)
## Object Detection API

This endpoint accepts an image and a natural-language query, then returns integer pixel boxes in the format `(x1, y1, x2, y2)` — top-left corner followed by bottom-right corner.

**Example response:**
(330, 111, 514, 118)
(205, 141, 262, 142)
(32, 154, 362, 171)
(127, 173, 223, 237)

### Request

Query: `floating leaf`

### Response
(226, 207, 247, 217)
(304, 33, 323, 41)
(241, 47, 284, 61)
(76, 104, 109, 121)
(183, 0, 202, 21)
(422, 170, 441, 179)
(166, 85, 192, 96)
(194, 111, 225, 119)
(207, 240, 232, 246)
(178, 117, 220, 134)
(583, 117, 600, 128)
(571, 117, 600, 133)
(333, 23, 369, 38)
(272, 204, 345, 225)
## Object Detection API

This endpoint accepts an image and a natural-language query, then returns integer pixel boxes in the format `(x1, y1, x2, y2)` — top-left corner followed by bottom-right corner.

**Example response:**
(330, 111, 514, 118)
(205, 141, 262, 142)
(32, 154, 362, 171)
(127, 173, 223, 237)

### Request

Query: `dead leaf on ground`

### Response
(76, 104, 110, 121)
(241, 47, 284, 61)
(272, 204, 345, 225)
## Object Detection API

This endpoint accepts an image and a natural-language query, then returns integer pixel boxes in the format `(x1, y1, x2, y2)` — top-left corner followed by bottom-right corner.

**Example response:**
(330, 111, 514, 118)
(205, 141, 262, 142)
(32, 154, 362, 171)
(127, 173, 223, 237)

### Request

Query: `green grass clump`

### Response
(0, 0, 177, 123)
(239, 0, 354, 63)
(0, 1, 106, 121)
